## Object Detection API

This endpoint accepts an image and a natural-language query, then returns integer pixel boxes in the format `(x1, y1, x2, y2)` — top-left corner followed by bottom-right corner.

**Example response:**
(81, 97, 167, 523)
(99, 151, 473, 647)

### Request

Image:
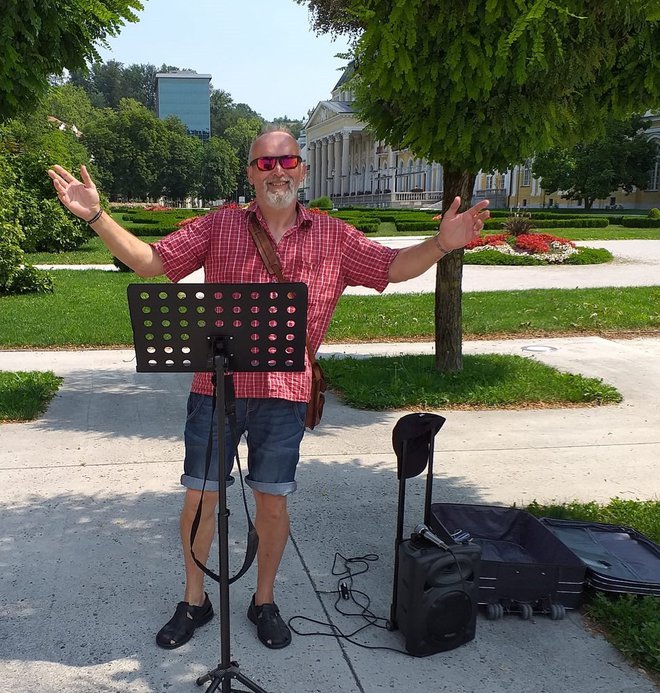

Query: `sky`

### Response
(96, 0, 352, 121)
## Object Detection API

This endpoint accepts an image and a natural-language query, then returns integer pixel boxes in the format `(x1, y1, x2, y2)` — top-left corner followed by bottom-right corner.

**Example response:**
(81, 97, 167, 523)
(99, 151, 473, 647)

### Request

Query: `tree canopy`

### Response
(532, 116, 657, 209)
(1, 0, 142, 121)
(343, 1, 659, 173)
(300, 0, 660, 370)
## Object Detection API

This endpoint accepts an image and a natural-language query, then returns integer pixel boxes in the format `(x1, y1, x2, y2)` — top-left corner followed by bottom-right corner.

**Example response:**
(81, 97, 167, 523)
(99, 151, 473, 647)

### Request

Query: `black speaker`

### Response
(395, 538, 481, 656)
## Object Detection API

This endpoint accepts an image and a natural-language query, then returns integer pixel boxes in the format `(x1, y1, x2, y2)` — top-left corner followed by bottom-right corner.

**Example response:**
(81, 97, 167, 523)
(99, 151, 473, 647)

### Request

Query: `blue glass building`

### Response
(156, 72, 212, 141)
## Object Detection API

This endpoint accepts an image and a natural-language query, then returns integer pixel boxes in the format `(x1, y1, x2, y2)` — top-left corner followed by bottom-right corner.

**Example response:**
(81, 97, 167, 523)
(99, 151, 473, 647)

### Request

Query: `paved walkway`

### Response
(35, 239, 660, 293)
(4, 243, 659, 693)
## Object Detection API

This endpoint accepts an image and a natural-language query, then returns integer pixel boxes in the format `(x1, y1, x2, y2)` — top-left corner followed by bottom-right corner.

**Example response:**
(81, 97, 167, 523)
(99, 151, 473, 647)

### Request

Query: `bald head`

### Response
(248, 130, 300, 164)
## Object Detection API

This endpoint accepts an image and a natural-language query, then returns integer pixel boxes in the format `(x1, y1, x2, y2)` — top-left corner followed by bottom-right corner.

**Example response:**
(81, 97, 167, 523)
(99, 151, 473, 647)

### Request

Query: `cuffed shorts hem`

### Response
(245, 476, 297, 497)
(180, 473, 236, 492)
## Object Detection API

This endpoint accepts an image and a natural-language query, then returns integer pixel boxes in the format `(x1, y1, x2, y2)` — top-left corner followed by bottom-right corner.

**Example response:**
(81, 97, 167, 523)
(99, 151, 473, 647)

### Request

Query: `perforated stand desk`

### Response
(127, 282, 308, 693)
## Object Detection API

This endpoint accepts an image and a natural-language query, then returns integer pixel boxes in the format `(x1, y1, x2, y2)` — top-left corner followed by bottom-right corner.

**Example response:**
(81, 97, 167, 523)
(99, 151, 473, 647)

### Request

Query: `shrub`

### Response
(19, 197, 92, 253)
(485, 217, 609, 230)
(0, 186, 53, 296)
(622, 217, 660, 228)
(3, 264, 54, 294)
(501, 213, 536, 236)
(395, 221, 439, 232)
(309, 196, 333, 210)
(353, 222, 380, 233)
(647, 208, 660, 219)
(464, 249, 545, 265)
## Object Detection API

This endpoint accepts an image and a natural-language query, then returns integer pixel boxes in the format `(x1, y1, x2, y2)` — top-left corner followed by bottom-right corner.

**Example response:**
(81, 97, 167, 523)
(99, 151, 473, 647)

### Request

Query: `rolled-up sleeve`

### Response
(341, 224, 399, 292)
(152, 215, 213, 283)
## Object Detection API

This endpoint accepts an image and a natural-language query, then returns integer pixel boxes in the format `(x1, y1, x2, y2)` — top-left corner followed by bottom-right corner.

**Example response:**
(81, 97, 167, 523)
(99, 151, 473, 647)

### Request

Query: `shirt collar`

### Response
(243, 202, 313, 232)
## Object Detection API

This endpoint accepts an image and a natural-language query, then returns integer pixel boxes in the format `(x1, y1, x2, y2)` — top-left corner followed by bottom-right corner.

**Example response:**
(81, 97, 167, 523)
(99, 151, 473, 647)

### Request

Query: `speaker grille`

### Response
(427, 591, 473, 640)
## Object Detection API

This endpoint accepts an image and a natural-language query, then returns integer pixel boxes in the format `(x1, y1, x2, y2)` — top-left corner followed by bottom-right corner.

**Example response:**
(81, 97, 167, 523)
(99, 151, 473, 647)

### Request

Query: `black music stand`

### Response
(127, 282, 308, 693)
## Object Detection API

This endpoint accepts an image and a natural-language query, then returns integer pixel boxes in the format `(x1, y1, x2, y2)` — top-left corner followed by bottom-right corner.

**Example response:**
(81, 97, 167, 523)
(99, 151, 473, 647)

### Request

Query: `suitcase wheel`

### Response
(486, 602, 504, 620)
(549, 603, 566, 620)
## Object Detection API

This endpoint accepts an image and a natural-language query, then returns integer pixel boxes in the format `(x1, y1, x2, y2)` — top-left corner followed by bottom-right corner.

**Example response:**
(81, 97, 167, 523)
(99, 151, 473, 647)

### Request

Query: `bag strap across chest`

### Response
(247, 215, 316, 367)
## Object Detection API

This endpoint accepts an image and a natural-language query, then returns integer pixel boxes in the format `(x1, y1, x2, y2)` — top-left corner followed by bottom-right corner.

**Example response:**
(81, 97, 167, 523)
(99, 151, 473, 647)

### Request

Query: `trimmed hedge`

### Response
(354, 222, 380, 233)
(484, 217, 609, 230)
(622, 217, 660, 228)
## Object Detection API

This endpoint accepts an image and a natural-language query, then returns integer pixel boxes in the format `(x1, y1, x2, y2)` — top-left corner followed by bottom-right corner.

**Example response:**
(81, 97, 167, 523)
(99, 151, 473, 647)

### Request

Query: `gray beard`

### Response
(263, 180, 297, 208)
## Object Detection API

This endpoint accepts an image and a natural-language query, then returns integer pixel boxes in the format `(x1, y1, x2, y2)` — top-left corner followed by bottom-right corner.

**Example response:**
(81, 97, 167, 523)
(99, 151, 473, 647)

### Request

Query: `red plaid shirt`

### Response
(153, 204, 398, 401)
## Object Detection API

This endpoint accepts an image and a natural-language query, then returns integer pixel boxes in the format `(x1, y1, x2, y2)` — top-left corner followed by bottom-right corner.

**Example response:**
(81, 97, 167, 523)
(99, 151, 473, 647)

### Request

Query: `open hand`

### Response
(437, 196, 490, 251)
(47, 165, 100, 221)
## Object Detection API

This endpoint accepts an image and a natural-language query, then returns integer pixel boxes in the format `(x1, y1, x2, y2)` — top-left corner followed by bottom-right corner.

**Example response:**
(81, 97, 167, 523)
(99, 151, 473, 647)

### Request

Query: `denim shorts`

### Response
(182, 392, 307, 496)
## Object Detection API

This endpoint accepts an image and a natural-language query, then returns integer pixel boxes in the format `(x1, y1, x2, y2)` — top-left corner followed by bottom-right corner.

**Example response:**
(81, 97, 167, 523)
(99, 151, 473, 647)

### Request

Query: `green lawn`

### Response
(27, 236, 162, 264)
(0, 370, 62, 421)
(1, 275, 658, 347)
(525, 498, 659, 676)
(329, 288, 660, 341)
(320, 353, 620, 409)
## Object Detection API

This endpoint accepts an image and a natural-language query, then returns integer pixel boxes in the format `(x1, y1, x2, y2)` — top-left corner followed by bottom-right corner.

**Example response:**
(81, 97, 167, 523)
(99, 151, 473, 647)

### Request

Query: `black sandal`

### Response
(156, 593, 214, 649)
(247, 594, 292, 649)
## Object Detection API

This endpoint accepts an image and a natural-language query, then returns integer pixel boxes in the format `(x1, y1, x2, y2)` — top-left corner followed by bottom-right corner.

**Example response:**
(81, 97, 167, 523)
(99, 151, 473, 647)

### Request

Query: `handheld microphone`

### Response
(414, 523, 449, 550)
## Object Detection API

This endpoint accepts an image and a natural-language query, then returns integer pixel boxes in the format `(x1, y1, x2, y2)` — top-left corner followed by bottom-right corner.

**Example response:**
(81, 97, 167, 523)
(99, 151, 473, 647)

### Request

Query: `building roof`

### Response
(332, 62, 355, 91)
(155, 72, 212, 80)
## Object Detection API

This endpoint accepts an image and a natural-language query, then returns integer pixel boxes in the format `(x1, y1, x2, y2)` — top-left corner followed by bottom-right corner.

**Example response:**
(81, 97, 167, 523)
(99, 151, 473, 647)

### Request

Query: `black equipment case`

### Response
(539, 518, 660, 597)
(429, 503, 586, 621)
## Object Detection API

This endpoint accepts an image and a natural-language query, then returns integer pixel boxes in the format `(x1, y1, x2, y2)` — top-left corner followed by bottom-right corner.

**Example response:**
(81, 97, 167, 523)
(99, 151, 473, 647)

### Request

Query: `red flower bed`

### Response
(465, 233, 508, 249)
(513, 233, 575, 254)
(466, 232, 575, 255)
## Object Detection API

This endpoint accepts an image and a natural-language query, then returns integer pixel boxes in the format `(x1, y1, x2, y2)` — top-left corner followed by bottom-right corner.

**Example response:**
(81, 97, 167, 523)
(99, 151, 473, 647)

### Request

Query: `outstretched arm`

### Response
(387, 196, 489, 283)
(48, 165, 164, 278)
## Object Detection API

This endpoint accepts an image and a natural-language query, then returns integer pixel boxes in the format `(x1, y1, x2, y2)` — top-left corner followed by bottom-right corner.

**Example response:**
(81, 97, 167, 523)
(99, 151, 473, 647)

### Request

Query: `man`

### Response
(48, 128, 489, 650)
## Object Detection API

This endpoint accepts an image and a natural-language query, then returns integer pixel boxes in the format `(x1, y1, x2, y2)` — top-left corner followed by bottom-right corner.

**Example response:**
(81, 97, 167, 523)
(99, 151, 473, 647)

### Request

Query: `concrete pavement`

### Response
(1, 335, 659, 693)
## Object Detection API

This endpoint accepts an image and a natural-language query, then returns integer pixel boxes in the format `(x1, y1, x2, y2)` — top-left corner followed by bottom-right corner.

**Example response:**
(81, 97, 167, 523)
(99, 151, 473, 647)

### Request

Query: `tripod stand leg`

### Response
(196, 662, 271, 693)
(235, 671, 270, 693)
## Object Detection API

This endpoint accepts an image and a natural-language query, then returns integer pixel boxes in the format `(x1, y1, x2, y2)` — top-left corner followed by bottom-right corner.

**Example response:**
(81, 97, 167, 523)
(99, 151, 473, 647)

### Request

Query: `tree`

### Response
(1, 1, 142, 121)
(300, 0, 660, 371)
(200, 137, 241, 203)
(156, 117, 204, 201)
(272, 117, 304, 140)
(69, 61, 182, 111)
(532, 116, 657, 209)
(84, 99, 167, 199)
(225, 117, 264, 200)
(210, 90, 264, 138)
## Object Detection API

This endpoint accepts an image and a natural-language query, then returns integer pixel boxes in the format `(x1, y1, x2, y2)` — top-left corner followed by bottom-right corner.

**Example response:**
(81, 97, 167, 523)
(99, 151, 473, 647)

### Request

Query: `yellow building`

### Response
(304, 67, 660, 211)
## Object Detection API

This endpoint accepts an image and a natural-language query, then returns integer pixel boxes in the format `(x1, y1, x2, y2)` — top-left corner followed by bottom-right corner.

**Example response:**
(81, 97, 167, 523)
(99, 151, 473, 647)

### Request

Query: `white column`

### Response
(314, 142, 322, 201)
(333, 136, 341, 196)
(320, 138, 328, 197)
(307, 141, 316, 200)
(388, 147, 396, 203)
(327, 135, 335, 199)
(341, 131, 350, 196)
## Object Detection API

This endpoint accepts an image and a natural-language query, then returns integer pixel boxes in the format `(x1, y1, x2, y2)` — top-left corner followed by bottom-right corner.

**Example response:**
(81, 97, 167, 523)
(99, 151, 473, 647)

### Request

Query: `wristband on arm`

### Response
(433, 233, 453, 256)
(87, 208, 103, 225)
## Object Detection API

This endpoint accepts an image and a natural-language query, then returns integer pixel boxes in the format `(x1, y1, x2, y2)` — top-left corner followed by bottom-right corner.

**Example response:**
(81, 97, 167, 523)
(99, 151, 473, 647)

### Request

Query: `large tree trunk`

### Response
(434, 169, 476, 372)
